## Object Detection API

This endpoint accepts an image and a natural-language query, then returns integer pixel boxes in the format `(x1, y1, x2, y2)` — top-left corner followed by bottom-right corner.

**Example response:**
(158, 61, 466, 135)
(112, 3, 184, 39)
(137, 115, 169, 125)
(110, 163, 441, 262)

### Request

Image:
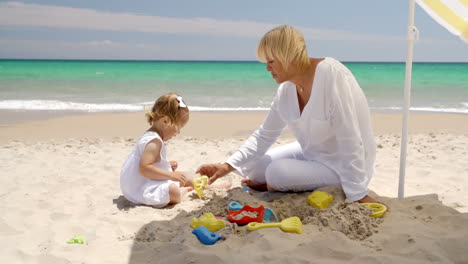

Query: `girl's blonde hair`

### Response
(257, 25, 310, 73)
(145, 92, 189, 127)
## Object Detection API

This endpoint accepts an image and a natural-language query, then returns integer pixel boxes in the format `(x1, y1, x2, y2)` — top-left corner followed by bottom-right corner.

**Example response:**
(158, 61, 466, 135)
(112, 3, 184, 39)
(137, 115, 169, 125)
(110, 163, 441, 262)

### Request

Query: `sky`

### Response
(0, 0, 467, 62)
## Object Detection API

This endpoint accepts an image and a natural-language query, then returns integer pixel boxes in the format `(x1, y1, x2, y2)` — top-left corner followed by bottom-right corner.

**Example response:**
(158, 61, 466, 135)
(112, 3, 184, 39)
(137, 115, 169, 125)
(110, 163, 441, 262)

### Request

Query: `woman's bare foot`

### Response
(241, 178, 268, 191)
(357, 195, 390, 212)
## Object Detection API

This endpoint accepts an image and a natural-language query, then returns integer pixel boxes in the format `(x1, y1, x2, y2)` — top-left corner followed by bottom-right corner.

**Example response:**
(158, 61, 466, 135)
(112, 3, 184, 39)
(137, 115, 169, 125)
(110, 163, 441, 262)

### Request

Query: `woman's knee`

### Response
(168, 183, 181, 204)
(265, 160, 290, 191)
(246, 155, 272, 184)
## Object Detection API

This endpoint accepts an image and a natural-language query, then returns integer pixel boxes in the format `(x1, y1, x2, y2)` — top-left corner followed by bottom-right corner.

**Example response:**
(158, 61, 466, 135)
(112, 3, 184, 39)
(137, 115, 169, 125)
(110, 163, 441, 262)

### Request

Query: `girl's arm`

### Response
(139, 139, 186, 185)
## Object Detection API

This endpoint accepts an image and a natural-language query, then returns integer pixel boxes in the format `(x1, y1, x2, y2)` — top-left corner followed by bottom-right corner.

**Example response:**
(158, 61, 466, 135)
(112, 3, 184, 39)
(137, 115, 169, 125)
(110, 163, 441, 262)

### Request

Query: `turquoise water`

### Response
(0, 59, 467, 113)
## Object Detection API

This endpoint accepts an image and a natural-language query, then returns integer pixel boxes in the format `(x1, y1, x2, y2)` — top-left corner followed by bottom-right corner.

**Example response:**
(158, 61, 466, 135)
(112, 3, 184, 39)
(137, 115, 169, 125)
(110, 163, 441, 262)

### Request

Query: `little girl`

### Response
(120, 93, 193, 207)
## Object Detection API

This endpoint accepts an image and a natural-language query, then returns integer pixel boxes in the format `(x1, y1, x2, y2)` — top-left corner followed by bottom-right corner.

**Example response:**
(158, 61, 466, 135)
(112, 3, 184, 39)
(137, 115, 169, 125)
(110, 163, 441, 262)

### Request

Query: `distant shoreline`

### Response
(1, 111, 467, 144)
(2, 108, 468, 126)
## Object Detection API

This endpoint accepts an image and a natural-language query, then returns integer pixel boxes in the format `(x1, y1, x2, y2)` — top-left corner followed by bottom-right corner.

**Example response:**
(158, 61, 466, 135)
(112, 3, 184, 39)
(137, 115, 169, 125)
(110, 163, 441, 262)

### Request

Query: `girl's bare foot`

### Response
(170, 160, 178, 171)
(180, 186, 193, 196)
(241, 178, 268, 191)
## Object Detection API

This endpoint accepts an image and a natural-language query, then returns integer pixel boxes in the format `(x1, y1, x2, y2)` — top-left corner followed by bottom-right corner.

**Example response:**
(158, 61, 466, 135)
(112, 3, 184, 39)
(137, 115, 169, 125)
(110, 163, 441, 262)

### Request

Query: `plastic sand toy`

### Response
(66, 235, 85, 244)
(192, 226, 222, 245)
(190, 212, 226, 232)
(228, 201, 243, 211)
(247, 216, 303, 234)
(193, 175, 209, 199)
(362, 203, 387, 218)
(228, 205, 265, 225)
(263, 207, 279, 223)
(307, 190, 334, 209)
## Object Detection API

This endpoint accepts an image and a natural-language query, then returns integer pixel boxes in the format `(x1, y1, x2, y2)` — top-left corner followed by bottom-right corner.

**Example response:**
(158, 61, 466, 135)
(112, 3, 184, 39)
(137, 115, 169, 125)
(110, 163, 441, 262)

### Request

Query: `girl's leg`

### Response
(183, 172, 195, 188)
(168, 183, 181, 204)
(242, 142, 303, 190)
(168, 184, 192, 204)
(265, 159, 340, 192)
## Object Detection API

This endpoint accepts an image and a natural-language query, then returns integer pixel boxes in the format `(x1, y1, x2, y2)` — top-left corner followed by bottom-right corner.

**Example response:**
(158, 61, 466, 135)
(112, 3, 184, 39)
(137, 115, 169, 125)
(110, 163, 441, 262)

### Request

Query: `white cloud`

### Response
(0, 2, 273, 37)
(0, 39, 163, 59)
(0, 38, 258, 60)
(84, 40, 114, 47)
(0, 1, 403, 41)
(0, 39, 119, 48)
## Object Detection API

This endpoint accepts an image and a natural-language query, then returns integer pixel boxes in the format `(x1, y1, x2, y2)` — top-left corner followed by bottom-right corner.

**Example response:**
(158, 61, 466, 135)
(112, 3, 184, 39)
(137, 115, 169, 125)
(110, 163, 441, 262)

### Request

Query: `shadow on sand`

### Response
(123, 187, 301, 263)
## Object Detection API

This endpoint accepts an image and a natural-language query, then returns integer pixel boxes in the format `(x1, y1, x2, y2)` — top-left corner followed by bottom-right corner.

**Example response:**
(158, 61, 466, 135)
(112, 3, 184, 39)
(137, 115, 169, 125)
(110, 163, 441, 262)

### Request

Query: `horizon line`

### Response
(0, 58, 467, 64)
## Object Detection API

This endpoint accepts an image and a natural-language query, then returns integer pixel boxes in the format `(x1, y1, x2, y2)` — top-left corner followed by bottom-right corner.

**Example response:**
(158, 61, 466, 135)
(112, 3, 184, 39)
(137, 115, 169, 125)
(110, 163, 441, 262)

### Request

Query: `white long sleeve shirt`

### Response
(226, 57, 376, 201)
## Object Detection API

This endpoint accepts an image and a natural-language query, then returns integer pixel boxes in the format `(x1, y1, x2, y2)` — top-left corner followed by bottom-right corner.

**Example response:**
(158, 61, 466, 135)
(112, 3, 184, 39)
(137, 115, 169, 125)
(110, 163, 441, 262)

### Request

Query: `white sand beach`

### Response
(0, 111, 467, 263)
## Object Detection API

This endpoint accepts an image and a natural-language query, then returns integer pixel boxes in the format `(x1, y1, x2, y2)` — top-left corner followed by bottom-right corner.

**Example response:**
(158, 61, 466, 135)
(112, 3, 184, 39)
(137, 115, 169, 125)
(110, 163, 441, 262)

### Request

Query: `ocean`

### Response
(0, 59, 467, 114)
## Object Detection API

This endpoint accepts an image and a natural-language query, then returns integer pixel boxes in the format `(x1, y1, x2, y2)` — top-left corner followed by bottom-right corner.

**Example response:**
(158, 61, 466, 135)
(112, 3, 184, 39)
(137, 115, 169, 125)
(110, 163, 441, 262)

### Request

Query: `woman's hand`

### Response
(169, 160, 178, 171)
(196, 163, 234, 184)
(171, 171, 187, 186)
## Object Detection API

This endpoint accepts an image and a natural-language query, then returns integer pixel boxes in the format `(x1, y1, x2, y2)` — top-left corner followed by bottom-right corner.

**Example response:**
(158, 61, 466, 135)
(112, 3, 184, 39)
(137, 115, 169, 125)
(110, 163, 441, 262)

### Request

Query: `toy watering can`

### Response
(192, 226, 222, 245)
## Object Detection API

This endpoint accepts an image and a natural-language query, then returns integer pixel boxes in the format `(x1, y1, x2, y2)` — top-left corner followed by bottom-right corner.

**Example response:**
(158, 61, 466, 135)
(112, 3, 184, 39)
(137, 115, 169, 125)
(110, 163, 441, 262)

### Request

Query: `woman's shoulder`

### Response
(274, 81, 297, 103)
(319, 57, 352, 77)
(320, 57, 342, 69)
(279, 81, 295, 88)
(277, 81, 295, 93)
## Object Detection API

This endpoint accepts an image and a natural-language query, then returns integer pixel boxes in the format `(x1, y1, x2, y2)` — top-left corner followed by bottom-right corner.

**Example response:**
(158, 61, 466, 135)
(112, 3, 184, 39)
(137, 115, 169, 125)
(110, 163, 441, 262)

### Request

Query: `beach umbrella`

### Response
(398, 0, 468, 199)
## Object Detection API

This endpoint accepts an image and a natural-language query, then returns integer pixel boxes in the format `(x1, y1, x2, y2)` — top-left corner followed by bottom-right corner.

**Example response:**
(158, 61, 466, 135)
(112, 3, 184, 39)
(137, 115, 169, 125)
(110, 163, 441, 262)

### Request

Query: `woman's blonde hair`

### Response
(145, 92, 189, 128)
(257, 25, 310, 73)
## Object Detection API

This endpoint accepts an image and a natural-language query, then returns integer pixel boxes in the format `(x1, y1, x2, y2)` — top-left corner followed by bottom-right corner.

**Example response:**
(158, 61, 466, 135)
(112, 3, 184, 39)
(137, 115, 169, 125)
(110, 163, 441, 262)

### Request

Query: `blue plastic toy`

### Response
(263, 207, 279, 223)
(228, 201, 243, 211)
(192, 226, 222, 245)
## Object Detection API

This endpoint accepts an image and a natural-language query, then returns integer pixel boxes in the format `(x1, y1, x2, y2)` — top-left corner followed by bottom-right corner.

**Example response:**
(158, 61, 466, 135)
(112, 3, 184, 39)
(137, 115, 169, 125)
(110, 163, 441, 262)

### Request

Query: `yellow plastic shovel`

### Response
(247, 216, 303, 234)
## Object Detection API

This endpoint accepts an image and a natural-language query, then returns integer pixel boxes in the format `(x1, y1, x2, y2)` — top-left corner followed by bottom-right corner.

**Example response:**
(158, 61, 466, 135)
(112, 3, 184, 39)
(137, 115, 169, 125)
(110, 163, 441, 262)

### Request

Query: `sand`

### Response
(0, 111, 467, 263)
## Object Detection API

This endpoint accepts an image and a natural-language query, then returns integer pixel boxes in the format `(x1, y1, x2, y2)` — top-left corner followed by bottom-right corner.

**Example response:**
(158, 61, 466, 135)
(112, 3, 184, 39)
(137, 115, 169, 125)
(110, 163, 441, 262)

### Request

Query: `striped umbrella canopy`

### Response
(416, 0, 468, 43)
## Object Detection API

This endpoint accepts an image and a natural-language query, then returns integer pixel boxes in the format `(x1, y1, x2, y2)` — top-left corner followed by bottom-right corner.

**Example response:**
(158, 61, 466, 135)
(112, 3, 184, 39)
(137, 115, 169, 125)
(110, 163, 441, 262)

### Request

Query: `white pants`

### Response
(247, 142, 340, 192)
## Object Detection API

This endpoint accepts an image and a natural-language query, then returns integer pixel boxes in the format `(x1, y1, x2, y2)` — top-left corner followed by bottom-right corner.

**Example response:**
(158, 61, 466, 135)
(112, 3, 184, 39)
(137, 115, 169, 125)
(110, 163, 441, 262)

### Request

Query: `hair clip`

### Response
(176, 96, 187, 108)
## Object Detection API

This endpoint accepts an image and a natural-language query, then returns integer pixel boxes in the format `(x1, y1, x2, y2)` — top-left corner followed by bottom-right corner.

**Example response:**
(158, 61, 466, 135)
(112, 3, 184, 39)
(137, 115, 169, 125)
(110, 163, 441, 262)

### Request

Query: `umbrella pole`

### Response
(399, 0, 417, 199)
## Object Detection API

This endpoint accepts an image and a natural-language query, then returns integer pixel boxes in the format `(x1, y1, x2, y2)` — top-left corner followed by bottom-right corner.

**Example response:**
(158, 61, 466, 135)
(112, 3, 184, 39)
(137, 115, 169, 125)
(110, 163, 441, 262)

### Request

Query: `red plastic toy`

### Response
(228, 205, 265, 225)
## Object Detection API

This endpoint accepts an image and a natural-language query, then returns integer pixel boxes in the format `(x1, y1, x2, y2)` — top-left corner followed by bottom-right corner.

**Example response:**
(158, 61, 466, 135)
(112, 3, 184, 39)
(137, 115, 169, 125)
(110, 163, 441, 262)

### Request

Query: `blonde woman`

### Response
(197, 25, 378, 203)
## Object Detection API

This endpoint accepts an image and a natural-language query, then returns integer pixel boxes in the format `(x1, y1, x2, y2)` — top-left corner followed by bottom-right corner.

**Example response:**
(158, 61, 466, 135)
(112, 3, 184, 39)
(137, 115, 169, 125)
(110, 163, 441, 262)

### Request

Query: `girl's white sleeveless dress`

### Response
(120, 131, 179, 207)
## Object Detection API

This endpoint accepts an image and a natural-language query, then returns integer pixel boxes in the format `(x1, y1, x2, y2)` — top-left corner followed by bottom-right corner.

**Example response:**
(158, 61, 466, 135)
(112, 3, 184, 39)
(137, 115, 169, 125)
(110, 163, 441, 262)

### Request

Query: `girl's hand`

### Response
(170, 160, 178, 171)
(171, 171, 187, 186)
(196, 163, 234, 184)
